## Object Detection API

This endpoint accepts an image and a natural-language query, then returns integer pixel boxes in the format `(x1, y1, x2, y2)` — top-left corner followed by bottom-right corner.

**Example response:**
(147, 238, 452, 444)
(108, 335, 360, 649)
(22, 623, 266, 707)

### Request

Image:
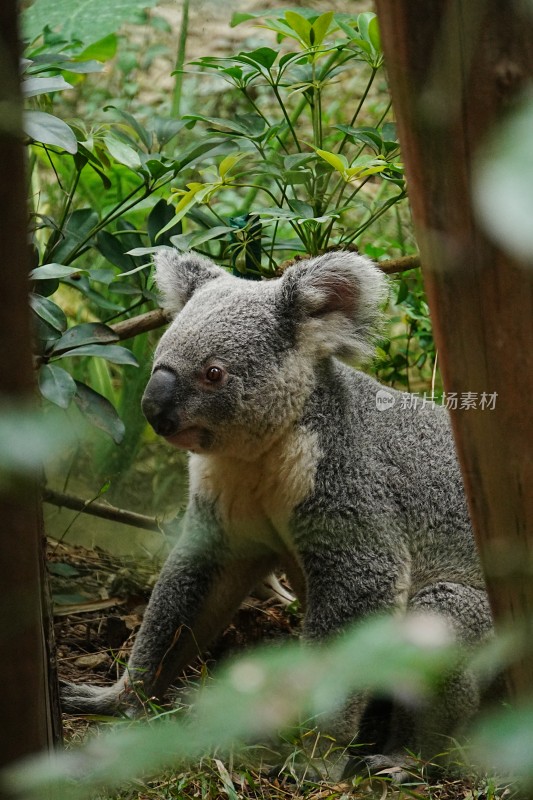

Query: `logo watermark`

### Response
(375, 390, 498, 412)
(375, 389, 396, 412)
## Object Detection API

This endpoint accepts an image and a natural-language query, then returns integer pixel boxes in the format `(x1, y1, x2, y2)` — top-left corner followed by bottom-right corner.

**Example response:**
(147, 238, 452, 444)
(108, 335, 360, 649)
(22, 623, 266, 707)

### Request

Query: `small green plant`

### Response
(24, 27, 215, 440)
(152, 9, 406, 273)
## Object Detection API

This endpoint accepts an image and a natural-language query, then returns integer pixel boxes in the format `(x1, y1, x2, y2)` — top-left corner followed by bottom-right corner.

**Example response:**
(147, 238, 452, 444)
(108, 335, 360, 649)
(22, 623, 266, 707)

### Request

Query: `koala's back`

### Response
(294, 362, 484, 594)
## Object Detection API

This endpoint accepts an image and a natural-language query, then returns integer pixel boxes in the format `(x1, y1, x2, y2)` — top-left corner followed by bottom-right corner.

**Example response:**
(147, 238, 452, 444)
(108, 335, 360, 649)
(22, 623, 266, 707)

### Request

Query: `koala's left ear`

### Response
(278, 251, 387, 360)
(154, 250, 225, 314)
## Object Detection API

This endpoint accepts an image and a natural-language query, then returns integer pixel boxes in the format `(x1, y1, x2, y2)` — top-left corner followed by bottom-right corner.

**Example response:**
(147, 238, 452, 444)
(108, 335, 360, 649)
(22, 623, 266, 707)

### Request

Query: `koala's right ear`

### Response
(154, 250, 225, 314)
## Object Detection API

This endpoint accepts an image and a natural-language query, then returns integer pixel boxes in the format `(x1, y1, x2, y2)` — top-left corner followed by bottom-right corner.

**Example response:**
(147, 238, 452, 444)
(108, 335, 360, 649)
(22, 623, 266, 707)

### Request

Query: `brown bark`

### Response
(375, 0, 533, 697)
(43, 487, 167, 532)
(0, 0, 60, 780)
(110, 307, 172, 341)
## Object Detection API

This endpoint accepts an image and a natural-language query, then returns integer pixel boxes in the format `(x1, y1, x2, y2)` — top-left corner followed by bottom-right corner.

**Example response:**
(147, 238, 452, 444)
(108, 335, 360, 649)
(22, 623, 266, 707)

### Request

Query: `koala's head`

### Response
(141, 249, 386, 458)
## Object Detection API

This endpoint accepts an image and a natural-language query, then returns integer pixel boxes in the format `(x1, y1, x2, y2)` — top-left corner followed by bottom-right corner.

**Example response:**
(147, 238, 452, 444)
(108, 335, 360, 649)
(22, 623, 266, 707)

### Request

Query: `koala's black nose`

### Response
(142, 368, 180, 437)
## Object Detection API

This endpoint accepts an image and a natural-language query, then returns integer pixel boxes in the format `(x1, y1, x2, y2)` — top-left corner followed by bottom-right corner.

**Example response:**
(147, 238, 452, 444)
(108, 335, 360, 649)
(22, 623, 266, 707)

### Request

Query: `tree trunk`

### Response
(0, 0, 61, 782)
(375, 0, 533, 697)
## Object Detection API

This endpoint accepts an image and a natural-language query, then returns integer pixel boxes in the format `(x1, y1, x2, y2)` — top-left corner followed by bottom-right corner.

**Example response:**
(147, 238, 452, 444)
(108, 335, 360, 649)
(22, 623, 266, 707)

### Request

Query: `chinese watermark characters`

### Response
(375, 389, 498, 412)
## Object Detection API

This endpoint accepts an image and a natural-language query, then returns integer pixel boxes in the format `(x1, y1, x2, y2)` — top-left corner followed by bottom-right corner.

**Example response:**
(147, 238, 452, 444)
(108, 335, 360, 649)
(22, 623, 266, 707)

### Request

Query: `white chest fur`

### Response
(188, 426, 321, 553)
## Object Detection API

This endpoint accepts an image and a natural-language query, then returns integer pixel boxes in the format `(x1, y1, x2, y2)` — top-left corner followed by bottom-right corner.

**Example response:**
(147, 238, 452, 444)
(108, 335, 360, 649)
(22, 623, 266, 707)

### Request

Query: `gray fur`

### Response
(61, 250, 494, 776)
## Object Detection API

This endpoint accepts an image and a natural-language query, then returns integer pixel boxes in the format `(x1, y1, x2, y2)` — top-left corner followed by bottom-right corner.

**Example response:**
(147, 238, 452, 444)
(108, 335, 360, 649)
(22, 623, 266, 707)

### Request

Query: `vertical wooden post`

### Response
(0, 0, 60, 782)
(375, 0, 533, 696)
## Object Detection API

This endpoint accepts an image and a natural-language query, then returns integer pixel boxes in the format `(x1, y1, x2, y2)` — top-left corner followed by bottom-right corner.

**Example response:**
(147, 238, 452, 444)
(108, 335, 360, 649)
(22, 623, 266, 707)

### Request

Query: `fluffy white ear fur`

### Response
(279, 251, 388, 361)
(154, 250, 225, 313)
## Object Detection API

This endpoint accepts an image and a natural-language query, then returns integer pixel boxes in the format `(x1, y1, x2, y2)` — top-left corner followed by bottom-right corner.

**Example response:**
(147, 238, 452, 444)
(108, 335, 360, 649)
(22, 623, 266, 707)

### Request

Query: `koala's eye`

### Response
(205, 365, 224, 383)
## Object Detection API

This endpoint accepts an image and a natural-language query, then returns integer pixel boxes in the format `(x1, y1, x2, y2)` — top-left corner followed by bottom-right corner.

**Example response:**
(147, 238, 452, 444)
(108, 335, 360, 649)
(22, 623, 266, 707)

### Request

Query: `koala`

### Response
(61, 250, 494, 778)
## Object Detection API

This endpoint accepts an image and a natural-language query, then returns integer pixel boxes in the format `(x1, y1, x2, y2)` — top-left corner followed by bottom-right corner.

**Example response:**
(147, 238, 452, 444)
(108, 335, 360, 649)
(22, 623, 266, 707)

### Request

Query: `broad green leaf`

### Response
(284, 11, 312, 45)
(219, 153, 247, 179)
(125, 245, 172, 256)
(103, 135, 142, 170)
(289, 199, 314, 218)
(367, 15, 382, 54)
(147, 198, 181, 244)
(315, 148, 349, 173)
(24, 110, 77, 154)
(29, 294, 67, 333)
(186, 226, 235, 249)
(237, 47, 278, 70)
(151, 116, 188, 147)
(51, 322, 119, 354)
(174, 137, 234, 170)
(346, 157, 387, 179)
(104, 105, 151, 149)
(334, 125, 383, 153)
(52, 208, 99, 263)
(38, 364, 76, 408)
(23, 76, 72, 97)
(183, 114, 264, 138)
(230, 11, 256, 26)
(53, 343, 138, 366)
(73, 381, 125, 444)
(358, 13, 381, 56)
(78, 34, 118, 62)
(96, 231, 132, 270)
(165, 183, 216, 230)
(22, 0, 158, 46)
(108, 282, 142, 296)
(30, 263, 85, 280)
(310, 11, 334, 47)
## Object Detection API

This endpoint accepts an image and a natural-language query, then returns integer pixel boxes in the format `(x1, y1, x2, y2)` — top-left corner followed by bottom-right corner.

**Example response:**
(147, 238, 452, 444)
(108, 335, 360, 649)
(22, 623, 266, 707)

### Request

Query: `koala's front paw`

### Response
(60, 678, 141, 717)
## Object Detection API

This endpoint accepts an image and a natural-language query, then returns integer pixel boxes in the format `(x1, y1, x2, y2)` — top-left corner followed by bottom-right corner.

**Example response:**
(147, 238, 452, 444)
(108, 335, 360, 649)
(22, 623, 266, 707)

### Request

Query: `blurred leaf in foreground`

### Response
(473, 95, 533, 263)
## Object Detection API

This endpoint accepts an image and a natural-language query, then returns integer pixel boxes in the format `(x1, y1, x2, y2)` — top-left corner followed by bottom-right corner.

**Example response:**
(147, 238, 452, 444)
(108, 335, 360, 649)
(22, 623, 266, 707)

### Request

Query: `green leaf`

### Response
(358, 12, 381, 55)
(174, 137, 233, 170)
(22, 76, 73, 97)
(218, 153, 248, 178)
(367, 15, 382, 53)
(53, 343, 139, 366)
(51, 322, 119, 354)
(24, 110, 77, 154)
(237, 47, 278, 70)
(315, 148, 349, 173)
(284, 11, 312, 45)
(103, 135, 142, 170)
(38, 364, 77, 409)
(310, 11, 334, 47)
(147, 198, 181, 245)
(0, 404, 79, 474)
(474, 97, 533, 261)
(472, 703, 533, 784)
(78, 34, 118, 62)
(30, 263, 85, 280)
(125, 245, 170, 257)
(186, 226, 235, 249)
(52, 208, 99, 264)
(73, 381, 125, 444)
(230, 11, 256, 26)
(104, 105, 151, 149)
(22, 0, 158, 46)
(151, 116, 188, 147)
(29, 294, 67, 333)
(96, 231, 132, 270)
